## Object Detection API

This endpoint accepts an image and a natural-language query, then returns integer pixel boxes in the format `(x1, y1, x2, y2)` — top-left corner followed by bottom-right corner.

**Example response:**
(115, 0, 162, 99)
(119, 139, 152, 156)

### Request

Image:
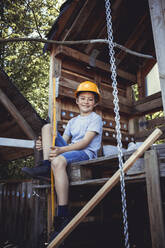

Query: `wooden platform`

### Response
(32, 143, 165, 189)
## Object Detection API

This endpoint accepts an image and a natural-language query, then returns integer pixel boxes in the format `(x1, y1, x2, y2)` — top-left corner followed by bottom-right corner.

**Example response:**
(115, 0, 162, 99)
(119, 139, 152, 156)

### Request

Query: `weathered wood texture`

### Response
(0, 137, 35, 148)
(0, 89, 35, 139)
(0, 181, 47, 248)
(55, 45, 137, 83)
(48, 128, 162, 248)
(0, 69, 45, 162)
(148, 0, 165, 115)
(57, 67, 133, 115)
(134, 92, 163, 115)
(145, 149, 165, 248)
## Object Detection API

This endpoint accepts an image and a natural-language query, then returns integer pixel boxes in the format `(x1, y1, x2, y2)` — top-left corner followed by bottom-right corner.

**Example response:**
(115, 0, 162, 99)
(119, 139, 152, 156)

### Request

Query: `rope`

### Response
(51, 76, 56, 222)
(104, 0, 130, 247)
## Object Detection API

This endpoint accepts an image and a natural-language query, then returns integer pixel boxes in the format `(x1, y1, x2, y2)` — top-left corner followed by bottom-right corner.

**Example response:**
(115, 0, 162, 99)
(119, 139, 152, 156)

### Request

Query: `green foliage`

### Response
(0, 0, 64, 179)
(146, 111, 164, 144)
(0, 0, 64, 118)
(0, 156, 34, 180)
(132, 84, 139, 101)
(146, 111, 164, 120)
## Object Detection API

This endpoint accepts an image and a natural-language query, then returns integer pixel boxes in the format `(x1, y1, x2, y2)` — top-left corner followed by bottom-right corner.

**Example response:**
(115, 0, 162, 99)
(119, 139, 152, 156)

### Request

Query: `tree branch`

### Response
(25, 0, 43, 39)
(0, 37, 155, 59)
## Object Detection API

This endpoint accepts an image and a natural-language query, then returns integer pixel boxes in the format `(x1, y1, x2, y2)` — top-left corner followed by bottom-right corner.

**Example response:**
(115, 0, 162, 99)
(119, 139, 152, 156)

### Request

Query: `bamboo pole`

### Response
(48, 128, 162, 248)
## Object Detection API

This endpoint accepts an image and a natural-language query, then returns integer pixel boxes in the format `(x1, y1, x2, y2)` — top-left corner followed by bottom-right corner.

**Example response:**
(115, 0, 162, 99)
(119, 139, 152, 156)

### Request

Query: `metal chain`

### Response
(104, 1, 130, 247)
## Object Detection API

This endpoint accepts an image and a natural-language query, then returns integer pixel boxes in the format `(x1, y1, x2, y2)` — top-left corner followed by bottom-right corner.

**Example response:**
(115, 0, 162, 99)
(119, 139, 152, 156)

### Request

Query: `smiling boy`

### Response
(22, 81, 103, 244)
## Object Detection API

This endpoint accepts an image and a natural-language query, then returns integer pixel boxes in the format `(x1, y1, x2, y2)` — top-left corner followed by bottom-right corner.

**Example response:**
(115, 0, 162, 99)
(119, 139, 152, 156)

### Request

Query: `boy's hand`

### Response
(49, 146, 63, 161)
(36, 136, 42, 150)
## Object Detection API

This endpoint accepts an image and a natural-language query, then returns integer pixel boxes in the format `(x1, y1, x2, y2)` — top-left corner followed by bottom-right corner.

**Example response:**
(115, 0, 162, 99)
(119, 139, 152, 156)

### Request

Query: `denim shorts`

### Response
(55, 132, 89, 164)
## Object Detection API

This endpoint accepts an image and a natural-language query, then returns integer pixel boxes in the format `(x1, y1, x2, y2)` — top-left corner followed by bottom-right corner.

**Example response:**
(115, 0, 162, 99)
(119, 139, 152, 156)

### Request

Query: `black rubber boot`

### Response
(22, 160, 51, 178)
(48, 216, 70, 247)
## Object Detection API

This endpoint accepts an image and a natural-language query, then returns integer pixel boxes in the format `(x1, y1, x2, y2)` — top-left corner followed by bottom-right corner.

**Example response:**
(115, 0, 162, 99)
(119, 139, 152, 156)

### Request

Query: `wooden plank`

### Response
(47, 1, 80, 51)
(47, 190, 52, 240)
(47, 128, 162, 248)
(134, 125, 165, 141)
(134, 92, 162, 114)
(62, 61, 130, 91)
(116, 13, 149, 66)
(55, 45, 137, 83)
(135, 98, 162, 114)
(0, 137, 35, 148)
(137, 68, 145, 99)
(145, 117, 165, 129)
(85, 0, 123, 55)
(134, 91, 161, 105)
(148, 0, 165, 115)
(58, 85, 132, 115)
(145, 149, 165, 248)
(62, 0, 96, 41)
(0, 89, 35, 139)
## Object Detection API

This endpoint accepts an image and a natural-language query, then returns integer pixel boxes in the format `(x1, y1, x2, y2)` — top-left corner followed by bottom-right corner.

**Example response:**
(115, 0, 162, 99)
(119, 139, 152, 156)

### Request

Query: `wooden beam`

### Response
(0, 89, 35, 139)
(85, 0, 123, 55)
(61, 58, 132, 88)
(48, 128, 162, 248)
(48, 1, 80, 51)
(145, 149, 165, 248)
(61, 0, 96, 41)
(137, 69, 145, 99)
(134, 91, 163, 115)
(116, 14, 149, 66)
(148, 0, 165, 115)
(0, 137, 34, 148)
(55, 45, 137, 83)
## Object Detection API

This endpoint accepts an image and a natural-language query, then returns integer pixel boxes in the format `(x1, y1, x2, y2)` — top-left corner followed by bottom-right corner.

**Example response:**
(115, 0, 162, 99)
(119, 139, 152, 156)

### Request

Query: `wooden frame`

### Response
(0, 137, 34, 148)
(145, 149, 165, 248)
(148, 0, 165, 115)
(48, 128, 162, 248)
(0, 89, 35, 139)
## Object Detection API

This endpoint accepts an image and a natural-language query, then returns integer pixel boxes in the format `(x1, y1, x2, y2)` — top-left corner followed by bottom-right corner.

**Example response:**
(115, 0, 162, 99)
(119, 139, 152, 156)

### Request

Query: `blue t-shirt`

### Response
(64, 112, 103, 159)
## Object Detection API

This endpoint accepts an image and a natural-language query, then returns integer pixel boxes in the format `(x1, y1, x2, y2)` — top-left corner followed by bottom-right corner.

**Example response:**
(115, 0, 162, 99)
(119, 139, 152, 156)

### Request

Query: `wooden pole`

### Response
(145, 149, 165, 247)
(48, 128, 162, 248)
(148, 0, 165, 115)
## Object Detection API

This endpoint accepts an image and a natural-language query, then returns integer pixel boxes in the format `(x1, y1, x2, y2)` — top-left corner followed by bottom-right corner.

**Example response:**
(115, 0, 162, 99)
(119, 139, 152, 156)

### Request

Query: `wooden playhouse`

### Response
(1, 0, 165, 247)
(43, 0, 165, 247)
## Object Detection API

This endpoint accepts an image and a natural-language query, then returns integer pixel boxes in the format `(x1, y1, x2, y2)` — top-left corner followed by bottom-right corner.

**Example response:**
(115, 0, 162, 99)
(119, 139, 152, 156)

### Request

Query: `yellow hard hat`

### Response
(75, 81, 100, 101)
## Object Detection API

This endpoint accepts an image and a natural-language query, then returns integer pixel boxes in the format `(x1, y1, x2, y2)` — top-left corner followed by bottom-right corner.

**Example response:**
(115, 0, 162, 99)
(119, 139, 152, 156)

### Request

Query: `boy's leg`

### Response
(22, 123, 52, 177)
(51, 156, 69, 206)
(48, 151, 89, 244)
(48, 155, 69, 245)
(51, 150, 89, 213)
(42, 123, 52, 160)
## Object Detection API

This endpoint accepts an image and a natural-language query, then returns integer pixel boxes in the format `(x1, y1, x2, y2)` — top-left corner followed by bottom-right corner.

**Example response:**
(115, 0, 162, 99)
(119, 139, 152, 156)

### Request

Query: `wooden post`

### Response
(148, 0, 165, 115)
(48, 50, 61, 122)
(47, 49, 61, 230)
(47, 189, 52, 240)
(145, 150, 165, 248)
(137, 68, 145, 99)
(48, 128, 162, 248)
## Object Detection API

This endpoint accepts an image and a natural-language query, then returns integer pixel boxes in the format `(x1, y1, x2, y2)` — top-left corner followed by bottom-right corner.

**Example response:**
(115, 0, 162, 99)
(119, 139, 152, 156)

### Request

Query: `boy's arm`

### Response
(49, 131, 96, 159)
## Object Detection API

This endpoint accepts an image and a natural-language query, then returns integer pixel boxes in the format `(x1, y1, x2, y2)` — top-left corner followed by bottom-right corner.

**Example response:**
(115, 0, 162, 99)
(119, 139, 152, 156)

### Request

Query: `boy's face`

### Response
(76, 92, 97, 115)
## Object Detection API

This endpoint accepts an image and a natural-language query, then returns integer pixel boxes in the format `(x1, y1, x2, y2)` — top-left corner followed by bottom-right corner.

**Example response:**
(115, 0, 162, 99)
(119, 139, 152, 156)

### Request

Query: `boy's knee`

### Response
(42, 123, 51, 131)
(51, 156, 67, 170)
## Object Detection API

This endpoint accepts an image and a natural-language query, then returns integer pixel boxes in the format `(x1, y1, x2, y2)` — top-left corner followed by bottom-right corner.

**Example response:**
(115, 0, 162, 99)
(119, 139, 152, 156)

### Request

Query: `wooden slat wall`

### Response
(51, 54, 134, 148)
(0, 181, 47, 248)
